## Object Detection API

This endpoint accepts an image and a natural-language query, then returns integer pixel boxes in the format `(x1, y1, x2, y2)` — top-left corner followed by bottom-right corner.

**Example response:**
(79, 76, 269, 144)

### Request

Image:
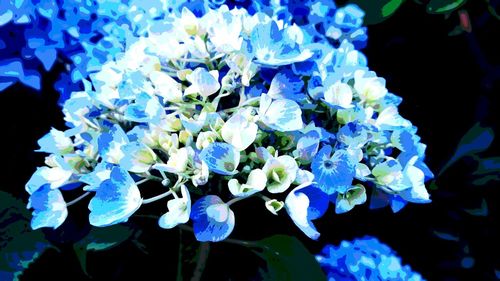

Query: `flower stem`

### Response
(135, 178, 150, 185)
(227, 196, 246, 206)
(176, 228, 184, 281)
(66, 192, 91, 207)
(190, 242, 210, 281)
(142, 190, 173, 204)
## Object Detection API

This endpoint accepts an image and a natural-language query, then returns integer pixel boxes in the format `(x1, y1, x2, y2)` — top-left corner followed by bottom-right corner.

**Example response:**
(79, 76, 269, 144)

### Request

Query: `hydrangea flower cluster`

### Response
(316, 236, 424, 280)
(25, 2, 433, 242)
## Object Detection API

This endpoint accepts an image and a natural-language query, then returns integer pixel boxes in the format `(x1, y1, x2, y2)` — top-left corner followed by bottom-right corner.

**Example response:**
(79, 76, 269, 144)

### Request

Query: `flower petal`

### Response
(88, 167, 142, 227)
(199, 142, 239, 175)
(190, 195, 235, 242)
(28, 185, 67, 230)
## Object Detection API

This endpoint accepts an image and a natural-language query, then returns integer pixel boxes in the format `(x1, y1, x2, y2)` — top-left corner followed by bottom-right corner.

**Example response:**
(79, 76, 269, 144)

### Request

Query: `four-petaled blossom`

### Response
(228, 169, 267, 197)
(312, 145, 356, 195)
(191, 195, 235, 242)
(88, 166, 142, 227)
(262, 155, 298, 193)
(159, 185, 191, 229)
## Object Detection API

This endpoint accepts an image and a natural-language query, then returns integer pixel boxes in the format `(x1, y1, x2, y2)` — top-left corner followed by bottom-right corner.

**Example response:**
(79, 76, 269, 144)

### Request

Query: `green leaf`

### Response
(448, 25, 465, 36)
(472, 174, 500, 185)
(439, 122, 494, 175)
(463, 199, 488, 217)
(382, 0, 405, 17)
(0, 191, 52, 281)
(433, 230, 460, 242)
(473, 157, 500, 176)
(426, 0, 467, 14)
(73, 224, 135, 276)
(251, 235, 326, 281)
(349, 0, 406, 25)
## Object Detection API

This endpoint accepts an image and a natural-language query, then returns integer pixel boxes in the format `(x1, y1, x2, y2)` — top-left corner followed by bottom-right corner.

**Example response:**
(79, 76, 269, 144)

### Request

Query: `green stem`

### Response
(142, 190, 173, 204)
(227, 196, 247, 206)
(176, 228, 184, 281)
(190, 242, 210, 281)
(66, 192, 91, 207)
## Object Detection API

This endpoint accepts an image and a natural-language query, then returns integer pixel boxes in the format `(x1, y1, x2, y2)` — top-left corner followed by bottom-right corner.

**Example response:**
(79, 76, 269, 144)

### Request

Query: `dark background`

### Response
(0, 1, 499, 280)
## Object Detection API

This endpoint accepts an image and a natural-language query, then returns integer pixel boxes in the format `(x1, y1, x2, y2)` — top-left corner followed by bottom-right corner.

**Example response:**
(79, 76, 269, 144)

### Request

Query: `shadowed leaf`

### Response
(427, 0, 467, 14)
(0, 191, 52, 281)
(439, 123, 494, 175)
(73, 224, 135, 276)
(433, 230, 460, 242)
(463, 199, 488, 217)
(251, 235, 326, 281)
(349, 0, 406, 24)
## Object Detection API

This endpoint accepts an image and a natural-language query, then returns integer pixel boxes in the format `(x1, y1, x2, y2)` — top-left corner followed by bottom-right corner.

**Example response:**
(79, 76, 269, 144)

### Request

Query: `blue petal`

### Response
(337, 122, 368, 148)
(199, 142, 239, 175)
(311, 146, 355, 195)
(0, 80, 14, 91)
(390, 195, 408, 213)
(190, 195, 235, 242)
(98, 124, 129, 163)
(285, 184, 328, 240)
(268, 70, 305, 101)
(294, 130, 320, 163)
(34, 47, 57, 71)
(124, 93, 164, 123)
(259, 94, 303, 132)
(36, 128, 72, 154)
(88, 167, 142, 227)
(28, 185, 67, 230)
(80, 162, 113, 191)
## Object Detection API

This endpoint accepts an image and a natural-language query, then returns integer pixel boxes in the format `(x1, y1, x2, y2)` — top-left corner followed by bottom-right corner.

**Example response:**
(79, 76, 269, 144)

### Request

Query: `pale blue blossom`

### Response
(88, 166, 142, 227)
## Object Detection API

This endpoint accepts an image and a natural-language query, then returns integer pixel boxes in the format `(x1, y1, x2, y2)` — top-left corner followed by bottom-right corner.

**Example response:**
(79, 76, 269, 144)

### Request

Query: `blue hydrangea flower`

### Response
(190, 195, 235, 242)
(311, 145, 356, 195)
(120, 142, 158, 173)
(199, 142, 240, 175)
(293, 130, 320, 164)
(258, 93, 304, 132)
(28, 185, 68, 230)
(80, 162, 113, 191)
(88, 166, 142, 227)
(25, 156, 73, 194)
(267, 69, 306, 102)
(285, 184, 329, 240)
(250, 19, 313, 66)
(124, 93, 165, 123)
(98, 124, 129, 164)
(36, 128, 74, 154)
(335, 184, 367, 214)
(316, 236, 425, 281)
(159, 185, 191, 229)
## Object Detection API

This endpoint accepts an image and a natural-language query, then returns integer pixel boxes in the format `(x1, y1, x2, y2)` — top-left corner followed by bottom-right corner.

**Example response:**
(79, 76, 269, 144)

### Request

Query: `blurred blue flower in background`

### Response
(317, 236, 425, 281)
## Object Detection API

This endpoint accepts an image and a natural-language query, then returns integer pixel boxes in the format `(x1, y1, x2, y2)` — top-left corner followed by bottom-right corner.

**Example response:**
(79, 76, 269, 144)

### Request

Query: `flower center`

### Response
(324, 160, 334, 169)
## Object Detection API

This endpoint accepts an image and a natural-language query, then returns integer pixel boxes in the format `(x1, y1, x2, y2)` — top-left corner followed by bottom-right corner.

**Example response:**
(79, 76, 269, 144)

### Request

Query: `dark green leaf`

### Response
(251, 235, 326, 281)
(448, 25, 465, 36)
(0, 191, 52, 281)
(73, 224, 135, 276)
(426, 0, 467, 14)
(349, 0, 406, 25)
(429, 181, 439, 190)
(473, 157, 500, 175)
(463, 199, 488, 216)
(472, 174, 500, 185)
(433, 230, 460, 242)
(439, 123, 494, 175)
